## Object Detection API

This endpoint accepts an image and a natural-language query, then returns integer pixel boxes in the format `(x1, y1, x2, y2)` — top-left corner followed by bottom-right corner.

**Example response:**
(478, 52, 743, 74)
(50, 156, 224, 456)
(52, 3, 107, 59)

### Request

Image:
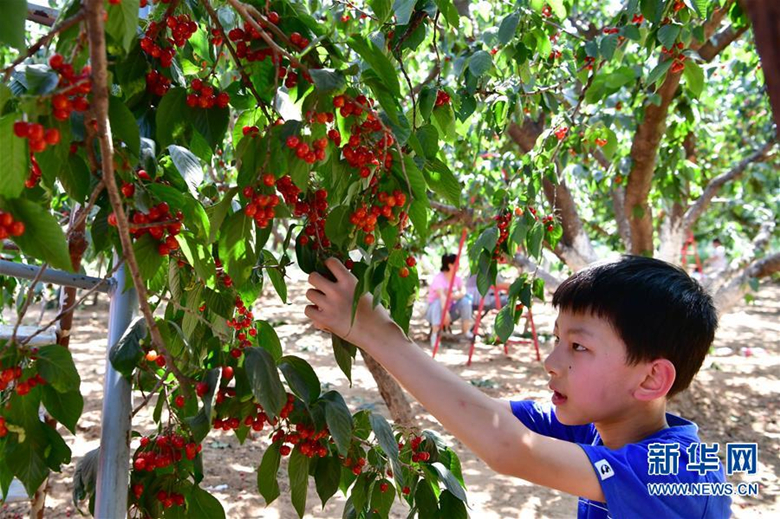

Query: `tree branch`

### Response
(509, 253, 563, 291)
(682, 140, 776, 231)
(2, 11, 85, 80)
(624, 3, 734, 255)
(84, 0, 191, 397)
(698, 24, 748, 62)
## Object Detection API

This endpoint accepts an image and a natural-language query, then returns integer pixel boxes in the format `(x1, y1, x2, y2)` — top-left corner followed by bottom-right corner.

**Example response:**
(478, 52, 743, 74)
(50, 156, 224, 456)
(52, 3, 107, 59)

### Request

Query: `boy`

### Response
(304, 255, 731, 518)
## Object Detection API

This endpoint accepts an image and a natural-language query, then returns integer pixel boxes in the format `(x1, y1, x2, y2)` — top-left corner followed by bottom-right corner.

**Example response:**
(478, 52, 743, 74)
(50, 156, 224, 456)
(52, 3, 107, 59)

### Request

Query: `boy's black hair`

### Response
(552, 255, 717, 398)
(441, 253, 457, 272)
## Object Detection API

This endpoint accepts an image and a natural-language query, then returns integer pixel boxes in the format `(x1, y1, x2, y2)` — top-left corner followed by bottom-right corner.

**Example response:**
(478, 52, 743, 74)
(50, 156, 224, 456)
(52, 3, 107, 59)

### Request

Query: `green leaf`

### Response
(255, 320, 283, 360)
(392, 0, 416, 25)
(416, 125, 440, 160)
(321, 391, 353, 456)
(683, 60, 704, 98)
(288, 449, 310, 518)
(434, 0, 460, 28)
(347, 36, 400, 97)
(425, 159, 462, 207)
(331, 334, 356, 383)
(41, 386, 83, 434)
(168, 145, 204, 197)
(498, 12, 520, 45)
(468, 51, 493, 77)
(646, 59, 673, 88)
(415, 481, 439, 517)
(548, 0, 567, 18)
(371, 0, 393, 22)
(314, 455, 341, 506)
(495, 305, 515, 342)
(657, 24, 681, 50)
(0, 114, 29, 199)
(217, 211, 256, 288)
(105, 0, 140, 53)
(431, 462, 467, 502)
(600, 34, 619, 61)
(157, 88, 188, 148)
(186, 486, 226, 519)
(0, 0, 27, 50)
(132, 234, 165, 282)
(309, 68, 346, 93)
(526, 222, 544, 258)
(370, 478, 396, 516)
(5, 436, 49, 496)
(244, 347, 286, 419)
(440, 489, 468, 518)
(207, 187, 237, 244)
(109, 96, 140, 158)
(190, 105, 230, 150)
(257, 442, 282, 505)
(279, 356, 321, 404)
(108, 316, 147, 379)
(36, 345, 81, 393)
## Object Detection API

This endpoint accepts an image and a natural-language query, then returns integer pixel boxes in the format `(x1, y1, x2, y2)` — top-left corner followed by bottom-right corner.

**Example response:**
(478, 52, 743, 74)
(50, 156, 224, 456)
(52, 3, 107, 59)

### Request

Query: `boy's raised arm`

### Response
(304, 258, 605, 503)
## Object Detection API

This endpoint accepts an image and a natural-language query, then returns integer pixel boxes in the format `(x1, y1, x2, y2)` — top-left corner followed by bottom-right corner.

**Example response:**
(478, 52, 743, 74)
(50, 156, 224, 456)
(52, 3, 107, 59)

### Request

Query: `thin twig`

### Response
(10, 264, 49, 346)
(2, 11, 86, 80)
(131, 373, 168, 418)
(84, 0, 192, 397)
(19, 262, 121, 348)
(226, 0, 309, 75)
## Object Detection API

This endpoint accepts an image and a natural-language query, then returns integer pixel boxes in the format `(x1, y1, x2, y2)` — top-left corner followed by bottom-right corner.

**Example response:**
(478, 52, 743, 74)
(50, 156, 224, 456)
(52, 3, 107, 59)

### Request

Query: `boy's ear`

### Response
(633, 359, 676, 401)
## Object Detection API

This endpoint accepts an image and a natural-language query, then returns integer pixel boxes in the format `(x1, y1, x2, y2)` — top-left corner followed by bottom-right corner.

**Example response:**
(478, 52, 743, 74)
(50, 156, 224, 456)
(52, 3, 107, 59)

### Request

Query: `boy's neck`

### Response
(594, 400, 669, 450)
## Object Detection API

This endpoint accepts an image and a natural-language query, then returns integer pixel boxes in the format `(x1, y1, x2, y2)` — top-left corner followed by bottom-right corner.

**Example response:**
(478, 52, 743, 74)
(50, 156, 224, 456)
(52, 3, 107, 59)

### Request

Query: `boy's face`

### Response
(546, 309, 651, 426)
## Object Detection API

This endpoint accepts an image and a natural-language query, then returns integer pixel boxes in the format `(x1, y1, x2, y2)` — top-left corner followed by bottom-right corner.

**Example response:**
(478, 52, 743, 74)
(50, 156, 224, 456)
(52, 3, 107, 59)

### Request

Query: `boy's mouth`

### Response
(550, 386, 568, 405)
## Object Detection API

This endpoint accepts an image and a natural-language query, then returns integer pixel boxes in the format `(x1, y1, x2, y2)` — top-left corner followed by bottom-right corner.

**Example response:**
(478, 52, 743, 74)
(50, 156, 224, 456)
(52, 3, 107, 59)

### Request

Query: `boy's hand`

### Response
(304, 258, 395, 346)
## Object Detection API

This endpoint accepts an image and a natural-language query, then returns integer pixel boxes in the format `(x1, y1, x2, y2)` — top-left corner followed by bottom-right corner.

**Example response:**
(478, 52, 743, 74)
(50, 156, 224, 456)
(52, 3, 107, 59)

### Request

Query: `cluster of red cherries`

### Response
(661, 42, 687, 74)
(185, 79, 231, 110)
(242, 179, 280, 229)
(108, 201, 183, 256)
(130, 432, 202, 509)
(140, 14, 198, 68)
(434, 89, 451, 107)
(0, 211, 26, 240)
(48, 53, 91, 121)
(295, 189, 331, 248)
(0, 364, 47, 437)
(225, 295, 256, 358)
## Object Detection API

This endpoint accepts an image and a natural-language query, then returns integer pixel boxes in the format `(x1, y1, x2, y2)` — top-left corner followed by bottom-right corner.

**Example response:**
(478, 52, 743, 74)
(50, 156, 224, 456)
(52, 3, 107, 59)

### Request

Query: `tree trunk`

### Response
(713, 252, 780, 313)
(743, 0, 780, 135)
(656, 203, 687, 265)
(360, 350, 413, 427)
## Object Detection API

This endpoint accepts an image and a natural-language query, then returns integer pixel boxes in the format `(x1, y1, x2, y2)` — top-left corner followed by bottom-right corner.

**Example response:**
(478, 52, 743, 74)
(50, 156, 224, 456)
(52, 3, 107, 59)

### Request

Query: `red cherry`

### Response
(196, 382, 209, 397)
(49, 54, 64, 69)
(268, 11, 280, 24)
(174, 395, 185, 407)
(121, 183, 135, 197)
(222, 366, 234, 380)
(13, 121, 29, 138)
(399, 267, 409, 278)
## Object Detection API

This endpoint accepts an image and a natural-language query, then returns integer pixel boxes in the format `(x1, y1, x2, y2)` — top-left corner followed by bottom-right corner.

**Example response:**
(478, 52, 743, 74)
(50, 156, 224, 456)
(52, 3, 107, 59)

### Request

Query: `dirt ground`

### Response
(2, 267, 778, 518)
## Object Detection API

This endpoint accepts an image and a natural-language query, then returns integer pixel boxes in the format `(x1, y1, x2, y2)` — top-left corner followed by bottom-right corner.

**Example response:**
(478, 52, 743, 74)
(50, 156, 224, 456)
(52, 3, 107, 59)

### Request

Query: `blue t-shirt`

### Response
(510, 400, 731, 519)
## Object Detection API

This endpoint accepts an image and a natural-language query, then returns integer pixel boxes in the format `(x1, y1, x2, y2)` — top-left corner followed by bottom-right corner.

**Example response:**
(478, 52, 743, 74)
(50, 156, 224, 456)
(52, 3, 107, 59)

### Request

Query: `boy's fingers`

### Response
(305, 288, 327, 307)
(308, 271, 334, 293)
(324, 257, 351, 283)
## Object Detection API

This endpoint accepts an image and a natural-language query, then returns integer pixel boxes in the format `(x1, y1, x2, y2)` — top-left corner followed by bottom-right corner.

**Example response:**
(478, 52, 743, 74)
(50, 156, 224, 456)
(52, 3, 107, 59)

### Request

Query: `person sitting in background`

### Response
(425, 253, 474, 347)
(703, 238, 728, 277)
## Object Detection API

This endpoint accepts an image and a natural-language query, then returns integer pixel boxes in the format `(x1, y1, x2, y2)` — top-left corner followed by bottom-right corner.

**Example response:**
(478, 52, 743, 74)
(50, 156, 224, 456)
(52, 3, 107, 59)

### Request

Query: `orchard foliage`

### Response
(0, 0, 774, 517)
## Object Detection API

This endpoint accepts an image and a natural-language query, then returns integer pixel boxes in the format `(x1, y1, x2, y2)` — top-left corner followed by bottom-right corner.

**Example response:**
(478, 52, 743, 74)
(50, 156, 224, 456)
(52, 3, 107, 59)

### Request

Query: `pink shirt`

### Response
(427, 271, 463, 304)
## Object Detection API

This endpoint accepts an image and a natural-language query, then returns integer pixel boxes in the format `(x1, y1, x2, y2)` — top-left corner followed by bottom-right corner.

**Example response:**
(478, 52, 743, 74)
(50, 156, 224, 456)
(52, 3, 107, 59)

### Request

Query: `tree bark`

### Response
(742, 0, 780, 135)
(360, 350, 413, 427)
(624, 4, 732, 255)
(714, 251, 780, 313)
(508, 116, 597, 270)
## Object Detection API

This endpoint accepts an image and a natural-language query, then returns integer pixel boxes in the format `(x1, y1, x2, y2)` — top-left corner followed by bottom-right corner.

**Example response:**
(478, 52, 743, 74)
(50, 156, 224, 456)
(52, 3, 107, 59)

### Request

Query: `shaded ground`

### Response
(2, 268, 778, 518)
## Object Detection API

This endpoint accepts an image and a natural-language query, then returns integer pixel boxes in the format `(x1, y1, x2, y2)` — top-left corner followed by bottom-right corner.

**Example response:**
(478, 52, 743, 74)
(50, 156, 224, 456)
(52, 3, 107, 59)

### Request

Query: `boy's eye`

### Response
(572, 343, 587, 352)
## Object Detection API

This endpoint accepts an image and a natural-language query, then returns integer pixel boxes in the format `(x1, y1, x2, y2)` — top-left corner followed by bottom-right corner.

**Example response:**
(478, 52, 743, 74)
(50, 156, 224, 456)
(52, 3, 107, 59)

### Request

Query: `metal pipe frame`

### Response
(0, 259, 114, 293)
(94, 258, 136, 518)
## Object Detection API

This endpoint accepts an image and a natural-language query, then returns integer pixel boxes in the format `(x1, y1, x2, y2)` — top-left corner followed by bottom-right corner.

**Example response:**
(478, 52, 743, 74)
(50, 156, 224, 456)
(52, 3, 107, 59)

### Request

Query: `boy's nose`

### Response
(543, 346, 562, 376)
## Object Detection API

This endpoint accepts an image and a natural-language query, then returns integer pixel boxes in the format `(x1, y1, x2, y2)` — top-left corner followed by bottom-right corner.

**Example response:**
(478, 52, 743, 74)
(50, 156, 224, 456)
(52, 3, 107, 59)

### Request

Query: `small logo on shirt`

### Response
(595, 459, 615, 481)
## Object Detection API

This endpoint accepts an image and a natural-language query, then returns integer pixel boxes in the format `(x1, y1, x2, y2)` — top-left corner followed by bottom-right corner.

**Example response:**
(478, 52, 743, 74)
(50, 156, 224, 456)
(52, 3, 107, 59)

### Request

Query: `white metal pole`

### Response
(94, 258, 136, 517)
